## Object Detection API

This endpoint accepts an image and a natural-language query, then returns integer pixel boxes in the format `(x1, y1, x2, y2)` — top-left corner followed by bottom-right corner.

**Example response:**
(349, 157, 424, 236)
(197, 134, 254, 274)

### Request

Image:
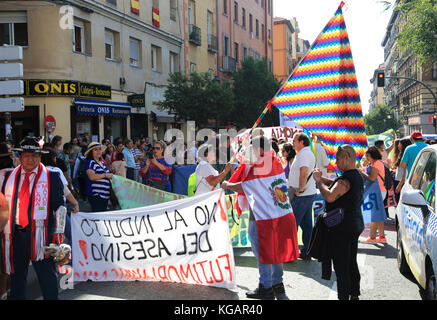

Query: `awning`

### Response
(75, 98, 131, 117)
(151, 111, 176, 123)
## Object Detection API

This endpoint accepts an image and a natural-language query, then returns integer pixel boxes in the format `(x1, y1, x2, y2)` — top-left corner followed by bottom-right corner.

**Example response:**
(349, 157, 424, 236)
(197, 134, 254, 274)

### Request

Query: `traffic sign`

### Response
(44, 115, 56, 132)
(0, 46, 23, 61)
(0, 63, 23, 78)
(0, 97, 24, 112)
(0, 80, 24, 95)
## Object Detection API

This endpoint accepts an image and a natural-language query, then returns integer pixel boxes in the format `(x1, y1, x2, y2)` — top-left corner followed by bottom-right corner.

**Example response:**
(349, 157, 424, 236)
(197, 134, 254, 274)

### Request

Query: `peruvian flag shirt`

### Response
(236, 151, 299, 264)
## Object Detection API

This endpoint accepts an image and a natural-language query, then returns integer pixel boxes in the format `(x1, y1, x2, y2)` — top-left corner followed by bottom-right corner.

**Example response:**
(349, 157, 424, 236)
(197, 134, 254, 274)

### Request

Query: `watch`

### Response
(297, 189, 305, 194)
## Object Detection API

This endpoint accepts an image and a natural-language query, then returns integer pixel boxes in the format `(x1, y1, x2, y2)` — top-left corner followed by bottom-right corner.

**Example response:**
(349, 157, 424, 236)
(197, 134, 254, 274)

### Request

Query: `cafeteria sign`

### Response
(25, 80, 111, 99)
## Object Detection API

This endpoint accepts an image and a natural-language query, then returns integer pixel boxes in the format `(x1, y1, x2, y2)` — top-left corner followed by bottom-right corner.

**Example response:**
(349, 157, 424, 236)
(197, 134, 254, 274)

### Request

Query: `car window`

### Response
(409, 151, 430, 190)
(420, 152, 436, 208)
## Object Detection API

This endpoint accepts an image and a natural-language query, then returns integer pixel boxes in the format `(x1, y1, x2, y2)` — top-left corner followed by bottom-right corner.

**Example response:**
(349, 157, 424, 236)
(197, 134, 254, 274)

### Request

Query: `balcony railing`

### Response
(222, 55, 236, 73)
(208, 34, 218, 52)
(189, 24, 201, 46)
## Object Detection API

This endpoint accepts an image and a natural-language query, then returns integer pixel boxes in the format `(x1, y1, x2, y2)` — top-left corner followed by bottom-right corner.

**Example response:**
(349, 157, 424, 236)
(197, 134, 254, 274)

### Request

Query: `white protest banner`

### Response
(71, 189, 236, 290)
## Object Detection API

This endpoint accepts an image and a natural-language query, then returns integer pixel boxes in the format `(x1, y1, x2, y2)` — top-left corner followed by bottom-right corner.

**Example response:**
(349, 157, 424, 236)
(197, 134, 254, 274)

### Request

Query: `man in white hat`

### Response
(1, 137, 65, 300)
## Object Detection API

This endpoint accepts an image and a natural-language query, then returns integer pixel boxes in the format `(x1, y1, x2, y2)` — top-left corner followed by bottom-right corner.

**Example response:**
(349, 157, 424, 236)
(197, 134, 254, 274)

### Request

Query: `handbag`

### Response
(322, 207, 344, 228)
(147, 179, 166, 191)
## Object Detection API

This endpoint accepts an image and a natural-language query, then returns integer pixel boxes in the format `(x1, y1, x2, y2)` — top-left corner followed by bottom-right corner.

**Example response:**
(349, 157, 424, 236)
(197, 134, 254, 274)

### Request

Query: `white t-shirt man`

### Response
(195, 160, 219, 195)
(289, 146, 317, 196)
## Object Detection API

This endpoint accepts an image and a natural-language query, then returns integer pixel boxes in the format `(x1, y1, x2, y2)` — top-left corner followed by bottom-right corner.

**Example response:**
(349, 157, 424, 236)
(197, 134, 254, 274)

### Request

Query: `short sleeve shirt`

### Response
(401, 141, 428, 175)
(195, 161, 219, 195)
(289, 146, 317, 196)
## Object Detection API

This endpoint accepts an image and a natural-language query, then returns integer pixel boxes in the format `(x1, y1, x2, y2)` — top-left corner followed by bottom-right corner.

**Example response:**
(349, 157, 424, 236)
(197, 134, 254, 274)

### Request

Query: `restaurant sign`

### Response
(25, 80, 111, 100)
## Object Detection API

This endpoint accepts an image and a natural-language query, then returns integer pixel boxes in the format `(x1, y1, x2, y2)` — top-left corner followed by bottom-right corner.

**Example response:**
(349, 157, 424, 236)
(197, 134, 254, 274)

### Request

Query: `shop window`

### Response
(0, 11, 28, 46)
(129, 37, 141, 67)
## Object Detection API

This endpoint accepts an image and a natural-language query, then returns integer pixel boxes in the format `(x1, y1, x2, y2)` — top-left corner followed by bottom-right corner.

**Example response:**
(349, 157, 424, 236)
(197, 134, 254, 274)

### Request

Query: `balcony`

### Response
(189, 24, 201, 46)
(222, 55, 236, 73)
(208, 34, 218, 53)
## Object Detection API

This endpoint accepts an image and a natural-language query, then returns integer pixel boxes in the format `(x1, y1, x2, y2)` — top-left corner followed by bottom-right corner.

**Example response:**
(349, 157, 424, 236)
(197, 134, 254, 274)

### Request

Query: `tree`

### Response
(364, 104, 403, 135)
(232, 57, 282, 128)
(381, 0, 437, 65)
(156, 72, 234, 129)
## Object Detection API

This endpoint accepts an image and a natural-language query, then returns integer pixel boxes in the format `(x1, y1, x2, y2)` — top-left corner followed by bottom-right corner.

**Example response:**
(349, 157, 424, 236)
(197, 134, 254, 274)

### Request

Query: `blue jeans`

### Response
(248, 219, 283, 288)
(291, 193, 316, 256)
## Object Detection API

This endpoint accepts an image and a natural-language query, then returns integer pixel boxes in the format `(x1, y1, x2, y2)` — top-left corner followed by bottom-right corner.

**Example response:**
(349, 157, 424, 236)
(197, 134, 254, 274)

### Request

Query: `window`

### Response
(410, 151, 430, 190)
(170, 0, 177, 21)
(243, 45, 248, 60)
(223, 34, 230, 56)
(255, 52, 260, 61)
(255, 19, 259, 38)
(190, 62, 196, 73)
(419, 152, 436, 208)
(234, 2, 238, 23)
(261, 23, 264, 41)
(268, 0, 271, 15)
(234, 42, 239, 62)
(151, 45, 162, 72)
(153, 0, 159, 9)
(129, 37, 141, 67)
(106, 0, 116, 5)
(261, 0, 265, 8)
(0, 11, 28, 46)
(105, 29, 115, 59)
(73, 23, 85, 53)
(249, 14, 253, 35)
(223, 0, 228, 15)
(241, 8, 246, 28)
(169, 52, 179, 73)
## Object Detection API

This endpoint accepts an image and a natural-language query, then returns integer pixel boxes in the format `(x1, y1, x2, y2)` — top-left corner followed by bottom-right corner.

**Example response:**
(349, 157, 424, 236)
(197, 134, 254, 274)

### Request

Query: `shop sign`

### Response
(76, 104, 130, 117)
(25, 80, 111, 99)
(128, 94, 145, 109)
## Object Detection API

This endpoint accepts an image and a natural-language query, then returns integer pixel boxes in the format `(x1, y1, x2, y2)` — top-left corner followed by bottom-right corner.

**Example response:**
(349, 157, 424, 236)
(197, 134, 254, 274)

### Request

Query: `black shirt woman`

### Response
(312, 144, 364, 300)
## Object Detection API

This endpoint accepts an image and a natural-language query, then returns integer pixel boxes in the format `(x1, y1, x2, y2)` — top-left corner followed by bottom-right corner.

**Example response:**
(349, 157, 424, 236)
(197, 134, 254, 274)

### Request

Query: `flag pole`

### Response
(229, 1, 346, 164)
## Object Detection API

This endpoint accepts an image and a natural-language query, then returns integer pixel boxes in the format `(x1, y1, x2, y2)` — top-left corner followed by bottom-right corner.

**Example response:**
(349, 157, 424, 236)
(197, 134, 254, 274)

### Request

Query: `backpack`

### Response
(378, 162, 393, 190)
(77, 156, 86, 179)
(187, 172, 197, 197)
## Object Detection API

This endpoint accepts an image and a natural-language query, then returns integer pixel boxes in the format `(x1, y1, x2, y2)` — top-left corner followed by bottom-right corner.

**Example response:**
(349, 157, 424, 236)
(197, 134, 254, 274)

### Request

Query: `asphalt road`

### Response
(25, 208, 421, 301)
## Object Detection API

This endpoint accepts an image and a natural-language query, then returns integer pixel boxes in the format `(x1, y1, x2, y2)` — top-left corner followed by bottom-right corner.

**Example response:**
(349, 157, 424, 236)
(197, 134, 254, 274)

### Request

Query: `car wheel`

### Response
(421, 267, 437, 300)
(397, 223, 411, 277)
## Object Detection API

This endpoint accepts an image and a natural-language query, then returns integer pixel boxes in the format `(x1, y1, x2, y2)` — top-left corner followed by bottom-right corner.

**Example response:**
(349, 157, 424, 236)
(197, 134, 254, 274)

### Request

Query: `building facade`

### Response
(216, 0, 274, 81)
(0, 0, 185, 144)
(273, 17, 296, 84)
(382, 6, 437, 136)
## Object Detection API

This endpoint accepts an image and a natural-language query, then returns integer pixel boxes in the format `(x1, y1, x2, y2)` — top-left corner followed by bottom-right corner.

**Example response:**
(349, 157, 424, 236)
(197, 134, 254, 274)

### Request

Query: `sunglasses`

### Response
(152, 147, 161, 150)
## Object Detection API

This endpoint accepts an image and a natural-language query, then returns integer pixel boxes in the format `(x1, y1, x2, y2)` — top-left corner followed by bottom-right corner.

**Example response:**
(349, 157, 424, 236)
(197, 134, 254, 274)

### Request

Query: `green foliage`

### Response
(155, 72, 234, 128)
(157, 58, 281, 130)
(231, 57, 282, 128)
(364, 104, 403, 135)
(382, 0, 437, 65)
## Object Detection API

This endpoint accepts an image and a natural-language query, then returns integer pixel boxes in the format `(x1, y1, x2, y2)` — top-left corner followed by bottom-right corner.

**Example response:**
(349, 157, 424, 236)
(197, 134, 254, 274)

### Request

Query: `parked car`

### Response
(396, 144, 437, 300)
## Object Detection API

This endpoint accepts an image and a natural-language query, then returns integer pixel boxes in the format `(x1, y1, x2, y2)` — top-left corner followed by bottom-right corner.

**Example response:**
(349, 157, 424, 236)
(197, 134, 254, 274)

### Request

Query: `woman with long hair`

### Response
(392, 138, 412, 204)
(281, 143, 296, 182)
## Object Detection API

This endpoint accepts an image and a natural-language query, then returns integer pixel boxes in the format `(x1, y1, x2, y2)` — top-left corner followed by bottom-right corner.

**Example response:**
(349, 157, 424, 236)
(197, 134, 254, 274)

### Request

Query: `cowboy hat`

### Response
(12, 136, 48, 154)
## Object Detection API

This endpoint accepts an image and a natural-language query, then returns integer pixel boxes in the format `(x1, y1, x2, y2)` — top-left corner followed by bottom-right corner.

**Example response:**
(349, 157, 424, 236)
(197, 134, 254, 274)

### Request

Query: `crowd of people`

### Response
(0, 128, 432, 301)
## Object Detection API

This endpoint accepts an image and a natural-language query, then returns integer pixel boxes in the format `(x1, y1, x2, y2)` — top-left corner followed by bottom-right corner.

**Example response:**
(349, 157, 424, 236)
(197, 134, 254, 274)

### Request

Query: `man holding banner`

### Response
(222, 136, 299, 300)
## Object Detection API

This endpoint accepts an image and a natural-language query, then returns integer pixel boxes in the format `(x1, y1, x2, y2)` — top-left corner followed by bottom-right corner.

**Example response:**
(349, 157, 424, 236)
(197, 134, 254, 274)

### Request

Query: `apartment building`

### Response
(217, 0, 274, 81)
(369, 64, 385, 112)
(0, 0, 185, 143)
(382, 6, 437, 135)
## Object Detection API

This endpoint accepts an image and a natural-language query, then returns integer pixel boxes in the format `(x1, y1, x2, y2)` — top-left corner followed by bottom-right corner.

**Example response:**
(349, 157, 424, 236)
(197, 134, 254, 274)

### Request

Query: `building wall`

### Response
(1, 0, 185, 143)
(217, 0, 274, 79)
(273, 18, 297, 84)
(183, 0, 217, 76)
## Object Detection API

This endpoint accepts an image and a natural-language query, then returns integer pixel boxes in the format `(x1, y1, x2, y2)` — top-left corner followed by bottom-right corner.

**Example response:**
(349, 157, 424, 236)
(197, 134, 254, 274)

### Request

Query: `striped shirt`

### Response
(85, 159, 111, 199)
(133, 148, 142, 170)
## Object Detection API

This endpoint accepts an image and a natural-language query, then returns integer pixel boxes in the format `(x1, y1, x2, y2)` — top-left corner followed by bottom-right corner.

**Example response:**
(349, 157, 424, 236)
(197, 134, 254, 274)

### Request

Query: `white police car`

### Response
(396, 144, 437, 300)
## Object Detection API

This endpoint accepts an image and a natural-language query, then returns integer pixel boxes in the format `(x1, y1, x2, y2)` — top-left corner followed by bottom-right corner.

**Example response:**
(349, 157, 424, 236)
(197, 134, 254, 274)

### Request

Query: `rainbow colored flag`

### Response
(271, 2, 367, 166)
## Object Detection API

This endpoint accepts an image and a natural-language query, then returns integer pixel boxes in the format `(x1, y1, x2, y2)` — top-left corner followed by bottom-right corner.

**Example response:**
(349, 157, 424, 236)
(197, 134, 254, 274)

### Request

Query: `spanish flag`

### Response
(152, 7, 160, 28)
(131, 0, 139, 14)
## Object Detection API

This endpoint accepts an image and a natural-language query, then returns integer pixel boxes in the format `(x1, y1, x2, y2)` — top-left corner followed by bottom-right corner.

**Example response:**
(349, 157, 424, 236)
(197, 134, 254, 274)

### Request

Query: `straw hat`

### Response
(84, 142, 102, 157)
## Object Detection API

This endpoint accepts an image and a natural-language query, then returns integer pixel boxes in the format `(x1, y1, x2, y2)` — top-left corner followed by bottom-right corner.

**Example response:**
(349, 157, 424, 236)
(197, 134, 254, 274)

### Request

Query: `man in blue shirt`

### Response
(122, 139, 136, 181)
(396, 131, 428, 194)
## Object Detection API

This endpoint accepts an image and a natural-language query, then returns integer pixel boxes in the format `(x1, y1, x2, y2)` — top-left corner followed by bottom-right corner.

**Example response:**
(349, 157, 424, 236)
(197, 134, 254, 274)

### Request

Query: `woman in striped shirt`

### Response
(84, 142, 113, 212)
